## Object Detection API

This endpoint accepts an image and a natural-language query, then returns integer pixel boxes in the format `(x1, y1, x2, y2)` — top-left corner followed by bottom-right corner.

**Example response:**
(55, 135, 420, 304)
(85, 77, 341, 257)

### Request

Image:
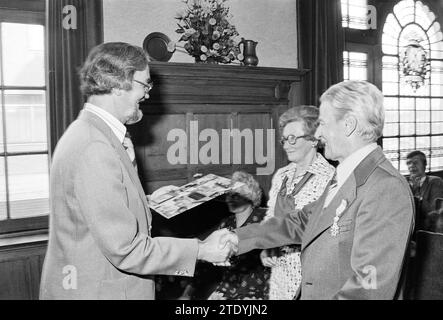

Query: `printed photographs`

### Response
(148, 174, 244, 219)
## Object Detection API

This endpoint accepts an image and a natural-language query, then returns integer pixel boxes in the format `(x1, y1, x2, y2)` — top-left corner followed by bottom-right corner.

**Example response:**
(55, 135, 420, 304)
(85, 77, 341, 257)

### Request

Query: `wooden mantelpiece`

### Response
(130, 62, 308, 196)
(145, 62, 307, 105)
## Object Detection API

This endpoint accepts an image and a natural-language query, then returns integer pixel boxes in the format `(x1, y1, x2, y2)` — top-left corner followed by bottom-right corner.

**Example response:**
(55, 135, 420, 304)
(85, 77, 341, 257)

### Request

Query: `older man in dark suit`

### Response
(221, 80, 415, 299)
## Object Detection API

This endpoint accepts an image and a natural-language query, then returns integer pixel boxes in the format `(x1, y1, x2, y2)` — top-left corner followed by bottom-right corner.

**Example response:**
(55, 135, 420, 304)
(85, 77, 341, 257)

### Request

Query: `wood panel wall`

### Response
(130, 62, 307, 196)
(0, 240, 46, 299)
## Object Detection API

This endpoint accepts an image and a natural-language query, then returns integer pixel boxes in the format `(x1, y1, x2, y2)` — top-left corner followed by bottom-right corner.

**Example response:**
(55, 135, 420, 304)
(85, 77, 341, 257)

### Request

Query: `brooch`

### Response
(331, 199, 348, 237)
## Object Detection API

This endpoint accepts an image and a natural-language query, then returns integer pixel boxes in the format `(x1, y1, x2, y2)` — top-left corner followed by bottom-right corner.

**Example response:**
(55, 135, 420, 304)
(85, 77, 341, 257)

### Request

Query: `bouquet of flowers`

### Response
(173, 0, 243, 64)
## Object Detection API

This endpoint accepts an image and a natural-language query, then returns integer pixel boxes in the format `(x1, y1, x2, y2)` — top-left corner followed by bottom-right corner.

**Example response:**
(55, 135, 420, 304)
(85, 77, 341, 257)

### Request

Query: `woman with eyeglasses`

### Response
(260, 105, 335, 300)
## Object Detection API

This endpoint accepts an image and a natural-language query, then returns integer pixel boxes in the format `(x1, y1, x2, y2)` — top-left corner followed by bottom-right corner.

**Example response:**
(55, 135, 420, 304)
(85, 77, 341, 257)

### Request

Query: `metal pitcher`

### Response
(239, 38, 259, 66)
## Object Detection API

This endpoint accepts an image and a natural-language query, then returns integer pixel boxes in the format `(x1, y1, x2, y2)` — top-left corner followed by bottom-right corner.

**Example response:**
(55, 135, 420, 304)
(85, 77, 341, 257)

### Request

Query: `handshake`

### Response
(197, 229, 239, 266)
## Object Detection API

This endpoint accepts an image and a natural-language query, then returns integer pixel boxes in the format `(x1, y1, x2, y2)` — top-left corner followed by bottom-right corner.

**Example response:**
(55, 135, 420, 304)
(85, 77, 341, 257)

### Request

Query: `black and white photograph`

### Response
(0, 0, 443, 309)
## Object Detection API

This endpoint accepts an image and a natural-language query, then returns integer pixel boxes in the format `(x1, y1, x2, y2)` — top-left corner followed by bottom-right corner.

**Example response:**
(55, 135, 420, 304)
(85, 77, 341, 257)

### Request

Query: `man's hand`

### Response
(212, 230, 239, 266)
(198, 229, 238, 266)
(260, 249, 278, 267)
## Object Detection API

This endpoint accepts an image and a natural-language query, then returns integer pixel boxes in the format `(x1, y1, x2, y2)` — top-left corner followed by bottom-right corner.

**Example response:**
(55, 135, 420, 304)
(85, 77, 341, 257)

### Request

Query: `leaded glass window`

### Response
(382, 0, 443, 174)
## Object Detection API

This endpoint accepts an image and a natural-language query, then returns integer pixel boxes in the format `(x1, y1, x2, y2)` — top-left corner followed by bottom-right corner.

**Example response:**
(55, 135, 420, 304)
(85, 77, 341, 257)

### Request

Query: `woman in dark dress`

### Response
(207, 171, 270, 300)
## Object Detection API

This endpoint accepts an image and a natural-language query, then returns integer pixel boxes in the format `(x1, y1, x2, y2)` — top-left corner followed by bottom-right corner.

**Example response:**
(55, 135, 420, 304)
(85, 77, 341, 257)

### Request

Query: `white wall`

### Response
(103, 0, 298, 68)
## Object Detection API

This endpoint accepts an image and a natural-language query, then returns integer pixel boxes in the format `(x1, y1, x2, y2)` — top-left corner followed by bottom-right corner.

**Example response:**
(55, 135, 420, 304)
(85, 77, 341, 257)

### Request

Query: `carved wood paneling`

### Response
(0, 241, 47, 300)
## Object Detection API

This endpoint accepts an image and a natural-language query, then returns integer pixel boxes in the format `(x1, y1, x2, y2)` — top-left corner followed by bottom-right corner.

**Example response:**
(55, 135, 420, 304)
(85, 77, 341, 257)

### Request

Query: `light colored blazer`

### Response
(236, 147, 415, 299)
(40, 110, 198, 300)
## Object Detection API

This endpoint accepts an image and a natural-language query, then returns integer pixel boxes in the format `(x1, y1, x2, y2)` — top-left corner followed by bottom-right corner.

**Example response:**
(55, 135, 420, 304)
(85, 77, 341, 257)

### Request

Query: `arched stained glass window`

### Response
(382, 0, 443, 174)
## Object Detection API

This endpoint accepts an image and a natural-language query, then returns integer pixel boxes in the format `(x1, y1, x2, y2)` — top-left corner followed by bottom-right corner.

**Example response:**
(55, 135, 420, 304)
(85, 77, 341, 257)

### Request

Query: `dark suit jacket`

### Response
(236, 147, 415, 299)
(407, 175, 443, 233)
(416, 175, 443, 216)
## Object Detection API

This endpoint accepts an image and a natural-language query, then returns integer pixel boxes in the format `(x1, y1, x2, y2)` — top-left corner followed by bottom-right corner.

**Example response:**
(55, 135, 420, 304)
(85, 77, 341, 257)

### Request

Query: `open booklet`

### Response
(148, 173, 245, 219)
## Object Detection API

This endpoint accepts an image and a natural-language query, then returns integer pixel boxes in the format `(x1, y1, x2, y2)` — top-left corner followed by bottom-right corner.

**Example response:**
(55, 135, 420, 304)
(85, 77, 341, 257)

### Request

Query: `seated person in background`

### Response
(205, 171, 271, 300)
(406, 150, 443, 231)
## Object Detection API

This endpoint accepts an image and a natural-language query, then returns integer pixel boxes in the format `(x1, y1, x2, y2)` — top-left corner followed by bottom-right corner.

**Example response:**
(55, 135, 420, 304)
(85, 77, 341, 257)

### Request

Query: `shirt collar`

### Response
(84, 102, 127, 143)
(308, 153, 335, 177)
(281, 153, 334, 178)
(336, 143, 378, 187)
(409, 175, 426, 186)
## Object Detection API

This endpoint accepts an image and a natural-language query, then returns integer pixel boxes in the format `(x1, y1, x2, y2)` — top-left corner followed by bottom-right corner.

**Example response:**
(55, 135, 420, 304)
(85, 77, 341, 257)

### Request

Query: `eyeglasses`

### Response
(133, 79, 154, 94)
(279, 134, 313, 145)
(226, 192, 253, 204)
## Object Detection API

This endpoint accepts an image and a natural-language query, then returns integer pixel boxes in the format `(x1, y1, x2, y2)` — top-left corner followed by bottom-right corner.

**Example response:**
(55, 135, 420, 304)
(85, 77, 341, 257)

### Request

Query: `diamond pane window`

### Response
(382, 0, 443, 174)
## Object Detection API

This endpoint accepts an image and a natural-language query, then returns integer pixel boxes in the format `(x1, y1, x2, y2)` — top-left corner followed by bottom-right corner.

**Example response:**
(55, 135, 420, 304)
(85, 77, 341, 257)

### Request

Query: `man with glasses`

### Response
(40, 42, 234, 299)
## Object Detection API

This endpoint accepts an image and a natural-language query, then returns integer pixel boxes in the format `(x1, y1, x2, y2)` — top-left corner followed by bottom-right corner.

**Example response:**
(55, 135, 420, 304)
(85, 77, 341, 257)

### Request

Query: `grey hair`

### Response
(231, 171, 262, 208)
(278, 105, 320, 137)
(79, 42, 149, 98)
(320, 81, 385, 142)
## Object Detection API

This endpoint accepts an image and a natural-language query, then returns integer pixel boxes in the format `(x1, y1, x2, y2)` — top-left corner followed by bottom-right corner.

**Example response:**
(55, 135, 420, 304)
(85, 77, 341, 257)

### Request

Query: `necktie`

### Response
(323, 171, 338, 208)
(123, 132, 138, 169)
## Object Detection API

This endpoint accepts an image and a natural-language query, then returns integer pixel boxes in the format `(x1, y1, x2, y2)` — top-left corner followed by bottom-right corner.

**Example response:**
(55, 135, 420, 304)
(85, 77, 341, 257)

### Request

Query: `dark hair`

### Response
(79, 42, 149, 98)
(406, 150, 427, 168)
(278, 105, 319, 136)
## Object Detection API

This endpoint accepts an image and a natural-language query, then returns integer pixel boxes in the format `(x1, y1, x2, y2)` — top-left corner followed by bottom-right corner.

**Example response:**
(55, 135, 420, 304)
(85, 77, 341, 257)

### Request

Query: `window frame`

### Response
(344, 42, 376, 83)
(0, 4, 49, 237)
(377, 0, 443, 175)
(342, 0, 380, 82)
(343, 0, 443, 176)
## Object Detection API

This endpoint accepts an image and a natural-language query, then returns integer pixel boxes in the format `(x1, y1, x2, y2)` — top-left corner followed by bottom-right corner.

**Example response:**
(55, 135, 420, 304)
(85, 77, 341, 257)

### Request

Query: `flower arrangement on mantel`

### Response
(172, 0, 243, 64)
